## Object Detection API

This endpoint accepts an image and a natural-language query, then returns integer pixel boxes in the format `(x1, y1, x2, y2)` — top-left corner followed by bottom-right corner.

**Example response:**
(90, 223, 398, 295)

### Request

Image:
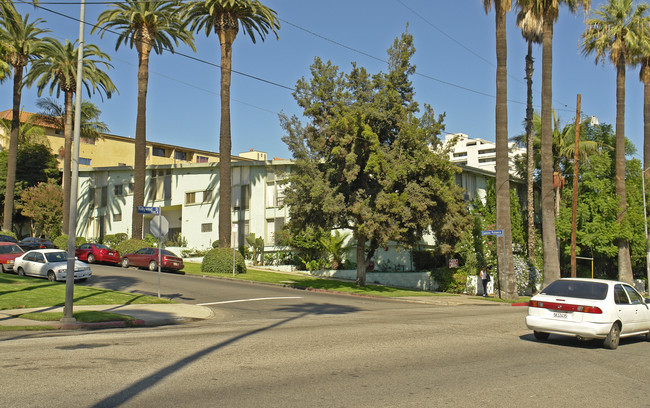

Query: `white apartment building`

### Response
(444, 132, 525, 175)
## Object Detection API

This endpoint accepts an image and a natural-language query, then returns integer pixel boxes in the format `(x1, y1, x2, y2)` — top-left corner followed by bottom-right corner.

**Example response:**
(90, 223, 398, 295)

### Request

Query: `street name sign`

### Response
(137, 206, 160, 215)
(481, 229, 503, 237)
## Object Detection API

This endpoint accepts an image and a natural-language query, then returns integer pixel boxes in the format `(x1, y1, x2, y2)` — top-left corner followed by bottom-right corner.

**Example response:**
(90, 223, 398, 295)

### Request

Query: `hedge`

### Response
(53, 235, 87, 250)
(202, 248, 246, 274)
(115, 239, 149, 256)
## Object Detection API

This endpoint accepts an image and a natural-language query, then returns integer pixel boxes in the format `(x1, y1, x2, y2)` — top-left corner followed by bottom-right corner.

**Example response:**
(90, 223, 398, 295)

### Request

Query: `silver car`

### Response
(14, 249, 92, 282)
(526, 278, 650, 349)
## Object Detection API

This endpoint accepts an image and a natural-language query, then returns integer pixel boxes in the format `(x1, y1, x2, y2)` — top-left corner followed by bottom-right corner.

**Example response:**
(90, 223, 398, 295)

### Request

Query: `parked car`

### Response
(0, 234, 18, 243)
(121, 248, 184, 271)
(75, 243, 121, 265)
(14, 249, 92, 282)
(0, 242, 24, 273)
(17, 237, 56, 251)
(526, 278, 650, 349)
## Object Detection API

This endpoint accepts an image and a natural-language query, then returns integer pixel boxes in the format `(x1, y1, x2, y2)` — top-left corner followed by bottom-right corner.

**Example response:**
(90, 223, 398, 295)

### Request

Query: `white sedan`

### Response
(526, 278, 650, 349)
(14, 249, 92, 282)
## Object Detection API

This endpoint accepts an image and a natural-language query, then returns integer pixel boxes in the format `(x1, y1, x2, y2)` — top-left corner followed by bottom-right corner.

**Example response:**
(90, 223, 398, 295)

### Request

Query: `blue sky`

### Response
(2, 0, 645, 161)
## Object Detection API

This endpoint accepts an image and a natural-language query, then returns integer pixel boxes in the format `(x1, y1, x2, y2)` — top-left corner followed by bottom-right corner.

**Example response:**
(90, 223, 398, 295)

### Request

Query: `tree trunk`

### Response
(494, 5, 517, 300)
(218, 28, 237, 248)
(541, 18, 560, 285)
(62, 90, 74, 235)
(356, 232, 367, 286)
(131, 43, 151, 239)
(525, 39, 536, 268)
(615, 57, 633, 284)
(2, 66, 23, 233)
(644, 66, 650, 286)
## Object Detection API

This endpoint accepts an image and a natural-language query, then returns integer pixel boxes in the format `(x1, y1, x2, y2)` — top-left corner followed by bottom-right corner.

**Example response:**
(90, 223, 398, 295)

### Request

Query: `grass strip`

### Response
(0, 274, 173, 310)
(19, 310, 136, 324)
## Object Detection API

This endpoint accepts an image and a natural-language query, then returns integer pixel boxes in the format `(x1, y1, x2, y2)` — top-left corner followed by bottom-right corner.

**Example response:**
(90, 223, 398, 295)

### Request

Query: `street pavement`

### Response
(0, 291, 516, 330)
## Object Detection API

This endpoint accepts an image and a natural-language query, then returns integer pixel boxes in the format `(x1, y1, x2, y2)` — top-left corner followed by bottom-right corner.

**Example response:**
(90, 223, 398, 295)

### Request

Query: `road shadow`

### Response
(91, 302, 360, 408)
(519, 333, 648, 349)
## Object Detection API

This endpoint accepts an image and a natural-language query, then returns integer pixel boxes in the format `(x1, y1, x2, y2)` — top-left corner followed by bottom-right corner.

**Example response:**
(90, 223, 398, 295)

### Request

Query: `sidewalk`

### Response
(0, 303, 214, 330)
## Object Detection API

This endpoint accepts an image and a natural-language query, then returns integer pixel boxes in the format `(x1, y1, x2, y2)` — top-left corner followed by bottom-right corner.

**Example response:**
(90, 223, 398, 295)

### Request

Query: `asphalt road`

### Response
(2, 265, 649, 407)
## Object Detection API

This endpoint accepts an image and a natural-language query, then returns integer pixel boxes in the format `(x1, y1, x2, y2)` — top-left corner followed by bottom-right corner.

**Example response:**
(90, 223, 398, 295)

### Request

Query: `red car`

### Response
(75, 243, 121, 265)
(121, 248, 184, 271)
(0, 242, 25, 273)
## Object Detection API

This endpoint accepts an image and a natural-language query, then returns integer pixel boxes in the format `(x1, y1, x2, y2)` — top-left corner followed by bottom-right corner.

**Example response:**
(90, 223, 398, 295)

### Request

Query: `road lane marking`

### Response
(197, 296, 303, 306)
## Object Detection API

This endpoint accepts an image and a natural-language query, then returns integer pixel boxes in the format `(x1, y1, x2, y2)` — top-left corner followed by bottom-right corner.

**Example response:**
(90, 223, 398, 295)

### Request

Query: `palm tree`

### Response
(184, 0, 280, 248)
(26, 38, 116, 235)
(581, 0, 648, 284)
(0, 110, 47, 146)
(518, 0, 591, 286)
(483, 0, 517, 300)
(92, 1, 195, 239)
(516, 6, 543, 266)
(0, 5, 48, 232)
(35, 98, 110, 142)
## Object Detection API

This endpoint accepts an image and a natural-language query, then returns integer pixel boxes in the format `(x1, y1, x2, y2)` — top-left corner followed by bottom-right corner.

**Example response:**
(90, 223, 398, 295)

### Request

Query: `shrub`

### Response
(103, 233, 128, 248)
(430, 267, 470, 294)
(53, 235, 87, 250)
(202, 248, 246, 274)
(1, 231, 17, 239)
(115, 239, 148, 256)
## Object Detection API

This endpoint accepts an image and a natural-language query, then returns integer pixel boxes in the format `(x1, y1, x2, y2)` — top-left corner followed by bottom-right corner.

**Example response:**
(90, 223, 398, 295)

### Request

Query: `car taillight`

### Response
(162, 256, 168, 262)
(528, 300, 602, 314)
(38, 245, 46, 249)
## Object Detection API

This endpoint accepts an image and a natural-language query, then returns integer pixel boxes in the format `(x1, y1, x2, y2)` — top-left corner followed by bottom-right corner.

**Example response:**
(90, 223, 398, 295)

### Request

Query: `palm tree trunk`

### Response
(218, 29, 236, 248)
(2, 66, 23, 233)
(525, 39, 535, 267)
(62, 90, 74, 235)
(131, 44, 151, 239)
(644, 68, 650, 274)
(541, 18, 560, 285)
(615, 57, 633, 284)
(495, 4, 517, 300)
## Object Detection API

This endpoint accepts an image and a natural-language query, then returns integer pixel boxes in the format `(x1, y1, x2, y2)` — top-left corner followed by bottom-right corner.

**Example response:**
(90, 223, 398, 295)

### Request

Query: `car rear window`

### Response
(540, 280, 608, 300)
(162, 250, 178, 257)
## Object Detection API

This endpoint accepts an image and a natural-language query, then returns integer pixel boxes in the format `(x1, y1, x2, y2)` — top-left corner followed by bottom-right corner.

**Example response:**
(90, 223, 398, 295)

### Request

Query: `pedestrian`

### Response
(480, 266, 490, 297)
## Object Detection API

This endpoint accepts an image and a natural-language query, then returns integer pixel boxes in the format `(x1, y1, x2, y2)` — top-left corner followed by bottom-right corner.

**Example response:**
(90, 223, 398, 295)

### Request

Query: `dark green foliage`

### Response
(430, 267, 470, 294)
(54, 235, 87, 250)
(103, 233, 128, 248)
(115, 239, 148, 256)
(201, 248, 246, 274)
(412, 250, 446, 271)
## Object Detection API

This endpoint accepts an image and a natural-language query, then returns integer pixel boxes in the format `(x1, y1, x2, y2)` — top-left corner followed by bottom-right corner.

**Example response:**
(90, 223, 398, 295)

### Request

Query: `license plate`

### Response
(172, 262, 178, 266)
(109, 252, 114, 256)
(553, 312, 568, 319)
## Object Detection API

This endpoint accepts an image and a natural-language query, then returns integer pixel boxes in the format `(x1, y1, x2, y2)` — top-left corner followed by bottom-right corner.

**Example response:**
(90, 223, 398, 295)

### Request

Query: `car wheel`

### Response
(148, 260, 157, 271)
(533, 331, 549, 340)
(603, 323, 620, 350)
(87, 254, 95, 264)
(47, 271, 57, 282)
(17, 267, 25, 276)
(121, 258, 130, 268)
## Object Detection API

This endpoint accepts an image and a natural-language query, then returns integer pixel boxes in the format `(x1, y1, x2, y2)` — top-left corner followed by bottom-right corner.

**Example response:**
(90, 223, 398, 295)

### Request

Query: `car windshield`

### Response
(95, 244, 109, 250)
(0, 244, 22, 254)
(540, 280, 608, 300)
(44, 252, 67, 263)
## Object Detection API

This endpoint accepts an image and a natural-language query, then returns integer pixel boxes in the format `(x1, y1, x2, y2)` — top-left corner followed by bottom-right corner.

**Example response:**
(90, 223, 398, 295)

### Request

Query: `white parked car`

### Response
(526, 278, 650, 349)
(14, 249, 92, 282)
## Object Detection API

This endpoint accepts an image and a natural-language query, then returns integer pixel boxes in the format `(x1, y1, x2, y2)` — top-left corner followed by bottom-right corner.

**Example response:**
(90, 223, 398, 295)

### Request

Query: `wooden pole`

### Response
(571, 95, 581, 278)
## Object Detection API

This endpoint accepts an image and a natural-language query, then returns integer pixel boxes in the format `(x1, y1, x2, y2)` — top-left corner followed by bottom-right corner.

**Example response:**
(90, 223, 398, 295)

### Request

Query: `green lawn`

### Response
(19, 310, 137, 324)
(182, 262, 455, 298)
(0, 274, 173, 310)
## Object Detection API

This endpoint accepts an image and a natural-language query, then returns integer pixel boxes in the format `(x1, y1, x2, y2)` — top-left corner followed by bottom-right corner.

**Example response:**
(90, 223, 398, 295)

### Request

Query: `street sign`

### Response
(481, 229, 503, 237)
(137, 206, 160, 215)
(150, 215, 169, 239)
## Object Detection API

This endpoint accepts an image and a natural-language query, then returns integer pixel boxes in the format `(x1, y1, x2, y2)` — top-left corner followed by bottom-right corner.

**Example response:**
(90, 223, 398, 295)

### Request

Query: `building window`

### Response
(113, 212, 122, 222)
(196, 155, 208, 163)
(466, 141, 477, 146)
(80, 157, 91, 166)
(114, 184, 123, 196)
(232, 185, 250, 211)
(152, 147, 165, 157)
(479, 148, 496, 155)
(185, 192, 196, 205)
(149, 169, 171, 201)
(201, 223, 212, 232)
(174, 151, 187, 160)
(479, 157, 496, 163)
(453, 152, 467, 158)
(202, 189, 212, 203)
(81, 137, 95, 145)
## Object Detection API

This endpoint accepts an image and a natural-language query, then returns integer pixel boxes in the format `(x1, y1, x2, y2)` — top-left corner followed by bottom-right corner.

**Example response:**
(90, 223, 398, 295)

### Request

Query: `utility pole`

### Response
(570, 94, 581, 278)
